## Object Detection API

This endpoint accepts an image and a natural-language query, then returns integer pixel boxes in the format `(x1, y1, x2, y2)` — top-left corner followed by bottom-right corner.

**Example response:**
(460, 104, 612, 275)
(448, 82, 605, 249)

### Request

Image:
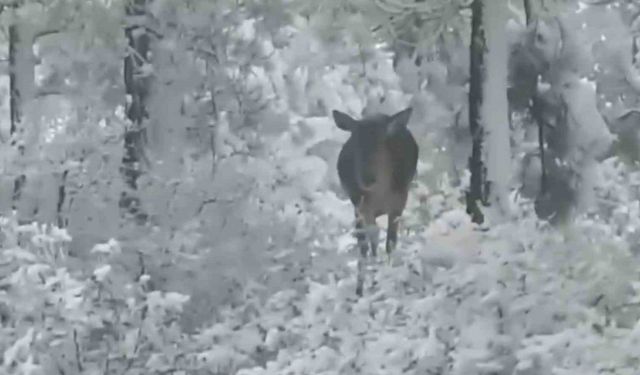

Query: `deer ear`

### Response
(333, 110, 357, 131)
(387, 107, 412, 135)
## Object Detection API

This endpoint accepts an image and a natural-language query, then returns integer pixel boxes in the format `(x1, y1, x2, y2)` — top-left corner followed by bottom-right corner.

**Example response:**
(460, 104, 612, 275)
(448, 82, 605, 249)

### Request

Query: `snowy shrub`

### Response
(0, 215, 190, 374)
(219, 201, 640, 375)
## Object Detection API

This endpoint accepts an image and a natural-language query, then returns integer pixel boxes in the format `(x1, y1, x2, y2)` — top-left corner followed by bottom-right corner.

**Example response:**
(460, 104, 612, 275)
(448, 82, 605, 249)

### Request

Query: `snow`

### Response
(93, 264, 111, 281)
(90, 238, 121, 254)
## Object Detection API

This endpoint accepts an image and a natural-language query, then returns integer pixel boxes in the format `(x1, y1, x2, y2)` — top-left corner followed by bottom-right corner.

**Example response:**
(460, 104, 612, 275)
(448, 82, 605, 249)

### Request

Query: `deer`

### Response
(333, 107, 419, 296)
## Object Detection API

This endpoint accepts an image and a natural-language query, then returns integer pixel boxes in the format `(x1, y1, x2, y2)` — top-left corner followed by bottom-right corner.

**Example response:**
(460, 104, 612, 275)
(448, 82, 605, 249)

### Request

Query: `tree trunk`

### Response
(8, 22, 25, 212)
(465, 0, 512, 224)
(120, 0, 151, 223)
(8, 13, 34, 216)
(523, 0, 533, 24)
(9, 23, 20, 136)
(524, 0, 548, 196)
(466, 0, 487, 224)
(56, 170, 69, 228)
(482, 0, 511, 219)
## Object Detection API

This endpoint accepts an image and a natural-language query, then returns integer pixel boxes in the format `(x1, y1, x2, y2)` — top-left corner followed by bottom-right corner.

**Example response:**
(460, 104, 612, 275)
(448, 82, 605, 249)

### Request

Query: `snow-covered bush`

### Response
(0, 215, 190, 374)
(219, 201, 640, 375)
(5, 185, 640, 375)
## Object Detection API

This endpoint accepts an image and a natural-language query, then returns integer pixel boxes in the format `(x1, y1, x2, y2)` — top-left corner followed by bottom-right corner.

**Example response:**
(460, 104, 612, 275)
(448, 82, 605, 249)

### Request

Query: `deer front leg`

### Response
(386, 213, 400, 264)
(354, 209, 368, 297)
(363, 212, 378, 258)
(357, 198, 378, 258)
(355, 213, 368, 258)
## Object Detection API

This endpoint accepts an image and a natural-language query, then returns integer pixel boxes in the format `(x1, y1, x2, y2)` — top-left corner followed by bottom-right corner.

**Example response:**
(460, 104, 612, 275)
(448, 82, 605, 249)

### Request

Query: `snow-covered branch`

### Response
(34, 87, 67, 98)
(33, 29, 63, 41)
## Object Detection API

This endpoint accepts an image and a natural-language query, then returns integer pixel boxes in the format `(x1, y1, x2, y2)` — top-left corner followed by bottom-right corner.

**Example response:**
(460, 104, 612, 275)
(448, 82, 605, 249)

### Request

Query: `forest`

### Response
(1, 0, 640, 373)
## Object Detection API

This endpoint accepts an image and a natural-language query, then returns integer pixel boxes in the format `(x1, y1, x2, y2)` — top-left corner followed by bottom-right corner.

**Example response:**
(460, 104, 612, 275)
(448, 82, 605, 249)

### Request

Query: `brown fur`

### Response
(358, 144, 408, 219)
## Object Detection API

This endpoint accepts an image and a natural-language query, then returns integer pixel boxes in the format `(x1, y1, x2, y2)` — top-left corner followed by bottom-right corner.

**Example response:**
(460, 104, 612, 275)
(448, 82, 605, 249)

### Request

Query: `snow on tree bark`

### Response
(560, 74, 614, 211)
(466, 0, 512, 224)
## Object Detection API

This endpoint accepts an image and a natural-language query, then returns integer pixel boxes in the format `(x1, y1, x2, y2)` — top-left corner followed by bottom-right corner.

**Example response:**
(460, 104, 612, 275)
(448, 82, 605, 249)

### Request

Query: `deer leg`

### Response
(386, 213, 400, 262)
(354, 213, 368, 258)
(363, 212, 378, 258)
(354, 209, 367, 297)
(355, 255, 364, 297)
(356, 198, 378, 258)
